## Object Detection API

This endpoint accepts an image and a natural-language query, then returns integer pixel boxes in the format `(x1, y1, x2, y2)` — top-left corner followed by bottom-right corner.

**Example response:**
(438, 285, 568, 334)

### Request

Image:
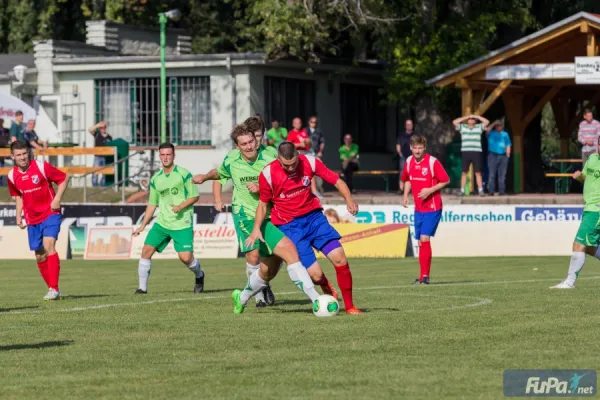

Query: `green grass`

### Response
(1, 256, 599, 399)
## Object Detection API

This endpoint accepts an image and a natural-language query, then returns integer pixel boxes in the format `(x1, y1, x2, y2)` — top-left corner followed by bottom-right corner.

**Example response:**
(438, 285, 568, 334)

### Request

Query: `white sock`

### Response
(286, 262, 319, 302)
(566, 252, 585, 286)
(240, 269, 267, 305)
(186, 258, 204, 278)
(138, 258, 151, 291)
(246, 263, 265, 303)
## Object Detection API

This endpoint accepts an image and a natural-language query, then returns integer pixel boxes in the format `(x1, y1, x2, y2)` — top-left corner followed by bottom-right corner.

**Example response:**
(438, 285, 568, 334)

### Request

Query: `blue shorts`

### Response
(27, 214, 62, 251)
(414, 210, 442, 238)
(278, 210, 341, 269)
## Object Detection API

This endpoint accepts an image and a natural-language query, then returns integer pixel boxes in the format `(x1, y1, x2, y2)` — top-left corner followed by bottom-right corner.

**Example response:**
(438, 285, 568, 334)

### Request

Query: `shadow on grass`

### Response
(0, 306, 40, 313)
(432, 281, 486, 285)
(168, 288, 236, 295)
(61, 294, 111, 300)
(0, 340, 73, 351)
(271, 299, 312, 306)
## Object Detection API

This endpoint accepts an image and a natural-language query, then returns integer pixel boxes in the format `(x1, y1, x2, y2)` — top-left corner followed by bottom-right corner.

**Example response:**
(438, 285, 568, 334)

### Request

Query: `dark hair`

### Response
(244, 116, 264, 134)
(409, 134, 427, 147)
(158, 142, 175, 152)
(15, 111, 23, 117)
(584, 108, 593, 115)
(278, 141, 297, 160)
(10, 140, 28, 153)
(230, 124, 252, 144)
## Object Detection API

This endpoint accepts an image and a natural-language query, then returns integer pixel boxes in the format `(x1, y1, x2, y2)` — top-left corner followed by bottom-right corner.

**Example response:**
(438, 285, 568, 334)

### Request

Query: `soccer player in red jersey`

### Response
(401, 135, 450, 285)
(246, 141, 363, 315)
(7, 140, 69, 300)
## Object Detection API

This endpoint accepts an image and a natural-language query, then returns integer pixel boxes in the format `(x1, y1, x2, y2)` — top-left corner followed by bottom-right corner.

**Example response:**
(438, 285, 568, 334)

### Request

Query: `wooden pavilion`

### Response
(427, 11, 600, 193)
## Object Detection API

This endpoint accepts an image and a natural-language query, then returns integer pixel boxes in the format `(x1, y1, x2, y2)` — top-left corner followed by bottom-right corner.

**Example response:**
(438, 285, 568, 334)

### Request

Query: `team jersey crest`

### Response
(32, 175, 39, 184)
(302, 176, 310, 186)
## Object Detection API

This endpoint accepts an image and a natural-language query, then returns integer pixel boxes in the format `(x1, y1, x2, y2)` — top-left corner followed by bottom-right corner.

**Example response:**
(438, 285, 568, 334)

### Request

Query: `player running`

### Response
(401, 135, 450, 285)
(133, 142, 204, 294)
(246, 141, 362, 315)
(8, 140, 69, 300)
(192, 125, 321, 314)
(212, 116, 277, 307)
(551, 139, 600, 289)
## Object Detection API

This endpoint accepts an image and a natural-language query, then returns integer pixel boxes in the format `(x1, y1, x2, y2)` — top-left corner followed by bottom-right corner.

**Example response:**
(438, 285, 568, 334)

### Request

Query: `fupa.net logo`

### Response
(504, 369, 597, 397)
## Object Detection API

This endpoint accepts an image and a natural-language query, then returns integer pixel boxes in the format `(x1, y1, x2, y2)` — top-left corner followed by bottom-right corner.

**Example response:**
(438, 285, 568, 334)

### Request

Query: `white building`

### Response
(0, 21, 400, 192)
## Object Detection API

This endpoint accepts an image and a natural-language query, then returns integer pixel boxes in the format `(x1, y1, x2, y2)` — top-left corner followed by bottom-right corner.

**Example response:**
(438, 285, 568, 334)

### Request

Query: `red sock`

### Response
(419, 241, 432, 279)
(36, 259, 50, 287)
(46, 253, 61, 291)
(334, 264, 354, 309)
(315, 275, 330, 287)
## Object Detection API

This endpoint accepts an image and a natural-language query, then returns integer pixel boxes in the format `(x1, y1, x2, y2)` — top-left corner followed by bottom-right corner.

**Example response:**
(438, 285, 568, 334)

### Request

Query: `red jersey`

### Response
(287, 128, 310, 151)
(8, 160, 66, 225)
(259, 155, 339, 225)
(400, 154, 449, 212)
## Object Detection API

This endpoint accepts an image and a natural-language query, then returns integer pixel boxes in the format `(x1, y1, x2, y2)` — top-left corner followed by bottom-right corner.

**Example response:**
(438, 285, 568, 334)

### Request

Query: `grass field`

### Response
(1, 256, 599, 399)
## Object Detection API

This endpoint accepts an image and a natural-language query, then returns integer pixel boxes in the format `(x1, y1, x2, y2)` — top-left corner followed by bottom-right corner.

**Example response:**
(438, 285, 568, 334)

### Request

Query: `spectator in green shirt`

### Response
(266, 119, 287, 147)
(339, 134, 359, 193)
(9, 110, 24, 142)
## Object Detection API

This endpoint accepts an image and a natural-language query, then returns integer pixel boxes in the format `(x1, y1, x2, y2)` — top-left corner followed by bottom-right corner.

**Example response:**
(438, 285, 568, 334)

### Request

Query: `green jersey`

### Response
(339, 143, 359, 163)
(458, 123, 484, 152)
(218, 144, 277, 184)
(148, 165, 198, 230)
(217, 146, 277, 221)
(582, 153, 600, 211)
(266, 127, 288, 147)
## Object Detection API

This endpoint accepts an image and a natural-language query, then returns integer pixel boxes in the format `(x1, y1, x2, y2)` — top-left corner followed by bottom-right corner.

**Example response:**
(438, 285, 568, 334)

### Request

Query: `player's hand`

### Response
(192, 174, 206, 184)
(50, 199, 61, 212)
(214, 201, 224, 211)
(132, 225, 146, 237)
(317, 152, 323, 158)
(16, 217, 25, 229)
(417, 187, 434, 199)
(573, 171, 582, 181)
(244, 229, 264, 248)
(403, 196, 409, 208)
(346, 201, 358, 216)
(171, 203, 183, 213)
(246, 183, 259, 193)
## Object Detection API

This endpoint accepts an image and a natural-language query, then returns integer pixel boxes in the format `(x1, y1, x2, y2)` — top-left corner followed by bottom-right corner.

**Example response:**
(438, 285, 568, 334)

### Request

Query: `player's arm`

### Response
(14, 196, 25, 229)
(314, 158, 358, 215)
(134, 178, 158, 236)
(212, 180, 226, 211)
(51, 174, 69, 211)
(43, 162, 69, 211)
(401, 163, 411, 207)
(173, 172, 200, 213)
(192, 168, 220, 184)
(574, 170, 586, 183)
(245, 173, 273, 247)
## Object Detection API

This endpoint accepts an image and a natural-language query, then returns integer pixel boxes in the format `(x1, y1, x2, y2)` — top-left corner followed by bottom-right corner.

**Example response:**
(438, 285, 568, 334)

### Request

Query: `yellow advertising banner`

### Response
(316, 223, 410, 258)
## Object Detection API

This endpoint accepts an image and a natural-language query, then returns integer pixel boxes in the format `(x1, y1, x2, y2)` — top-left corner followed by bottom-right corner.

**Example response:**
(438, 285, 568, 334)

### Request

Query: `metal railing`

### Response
(72, 151, 147, 204)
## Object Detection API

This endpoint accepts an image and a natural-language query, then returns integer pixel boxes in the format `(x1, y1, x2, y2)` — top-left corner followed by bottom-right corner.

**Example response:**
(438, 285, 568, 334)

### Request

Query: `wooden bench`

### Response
(0, 147, 118, 176)
(545, 159, 582, 194)
(337, 170, 399, 193)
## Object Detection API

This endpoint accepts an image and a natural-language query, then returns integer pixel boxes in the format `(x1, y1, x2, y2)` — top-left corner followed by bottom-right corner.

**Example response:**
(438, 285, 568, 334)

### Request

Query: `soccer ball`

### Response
(312, 295, 340, 317)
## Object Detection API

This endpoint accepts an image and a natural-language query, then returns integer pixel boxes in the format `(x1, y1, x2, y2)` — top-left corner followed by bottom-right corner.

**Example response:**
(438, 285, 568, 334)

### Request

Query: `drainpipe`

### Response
(227, 56, 236, 133)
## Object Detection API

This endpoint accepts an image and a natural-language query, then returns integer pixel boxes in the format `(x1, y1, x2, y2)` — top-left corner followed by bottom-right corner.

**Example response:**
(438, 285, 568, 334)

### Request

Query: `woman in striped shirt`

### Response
(452, 114, 489, 196)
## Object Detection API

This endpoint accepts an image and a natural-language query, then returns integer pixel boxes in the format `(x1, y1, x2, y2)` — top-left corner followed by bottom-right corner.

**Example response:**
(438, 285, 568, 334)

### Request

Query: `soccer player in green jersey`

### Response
(133, 142, 204, 294)
(552, 138, 600, 289)
(193, 124, 320, 313)
(212, 116, 277, 307)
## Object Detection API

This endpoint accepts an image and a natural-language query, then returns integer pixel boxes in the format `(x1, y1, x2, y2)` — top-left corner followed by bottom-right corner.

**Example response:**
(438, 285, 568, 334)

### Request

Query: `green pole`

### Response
(159, 13, 167, 144)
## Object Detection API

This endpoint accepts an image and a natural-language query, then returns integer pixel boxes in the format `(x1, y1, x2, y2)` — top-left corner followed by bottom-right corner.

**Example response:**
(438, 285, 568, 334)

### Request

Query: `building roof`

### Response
(426, 11, 600, 86)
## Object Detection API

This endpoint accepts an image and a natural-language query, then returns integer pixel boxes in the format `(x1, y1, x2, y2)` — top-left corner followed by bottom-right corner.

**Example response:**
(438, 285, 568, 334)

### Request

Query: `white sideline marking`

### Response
(3, 275, 600, 316)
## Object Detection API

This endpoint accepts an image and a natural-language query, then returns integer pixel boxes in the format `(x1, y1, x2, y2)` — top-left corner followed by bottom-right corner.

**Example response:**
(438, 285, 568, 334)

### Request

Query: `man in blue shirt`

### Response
(485, 120, 511, 195)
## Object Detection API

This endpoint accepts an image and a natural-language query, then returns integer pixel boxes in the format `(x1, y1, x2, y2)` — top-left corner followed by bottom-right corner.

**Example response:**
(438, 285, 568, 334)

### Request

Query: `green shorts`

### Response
(234, 217, 285, 257)
(145, 223, 194, 253)
(575, 211, 600, 247)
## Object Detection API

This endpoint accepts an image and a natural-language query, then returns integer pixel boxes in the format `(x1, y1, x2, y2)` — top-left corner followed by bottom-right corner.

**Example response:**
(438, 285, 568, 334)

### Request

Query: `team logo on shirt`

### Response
(31, 175, 39, 184)
(302, 176, 310, 186)
(280, 193, 285, 198)
(422, 168, 428, 176)
(171, 188, 179, 195)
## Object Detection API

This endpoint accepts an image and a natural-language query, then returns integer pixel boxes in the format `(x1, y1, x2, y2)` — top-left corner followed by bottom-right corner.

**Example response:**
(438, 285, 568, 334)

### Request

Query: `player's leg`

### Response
(245, 249, 267, 307)
(237, 219, 270, 306)
(412, 211, 424, 284)
(307, 261, 338, 299)
(40, 214, 63, 300)
(551, 211, 600, 289)
(233, 254, 281, 313)
(27, 221, 50, 290)
(137, 223, 169, 293)
(417, 210, 442, 285)
(172, 227, 205, 293)
(309, 211, 361, 314)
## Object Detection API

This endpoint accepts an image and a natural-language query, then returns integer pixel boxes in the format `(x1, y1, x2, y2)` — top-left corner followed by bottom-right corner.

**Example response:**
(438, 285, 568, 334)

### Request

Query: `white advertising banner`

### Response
(575, 57, 600, 84)
(0, 221, 69, 259)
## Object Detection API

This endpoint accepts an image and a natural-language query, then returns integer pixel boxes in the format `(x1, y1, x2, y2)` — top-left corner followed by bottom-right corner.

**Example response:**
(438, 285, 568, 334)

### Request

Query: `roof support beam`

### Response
(587, 31, 597, 56)
(474, 79, 512, 115)
(523, 86, 562, 127)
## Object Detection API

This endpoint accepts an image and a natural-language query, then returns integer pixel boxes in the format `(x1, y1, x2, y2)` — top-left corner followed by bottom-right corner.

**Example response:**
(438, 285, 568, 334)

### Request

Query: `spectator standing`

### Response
(88, 121, 113, 187)
(266, 119, 287, 147)
(452, 114, 489, 196)
(339, 134, 359, 193)
(485, 120, 511, 196)
(9, 110, 24, 142)
(0, 119, 9, 186)
(308, 116, 325, 195)
(396, 119, 414, 193)
(577, 108, 600, 164)
(23, 120, 48, 152)
(287, 118, 311, 154)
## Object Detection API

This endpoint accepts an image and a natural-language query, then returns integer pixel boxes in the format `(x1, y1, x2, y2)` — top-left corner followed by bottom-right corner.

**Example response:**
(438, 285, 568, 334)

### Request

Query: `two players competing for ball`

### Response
(8, 140, 69, 300)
